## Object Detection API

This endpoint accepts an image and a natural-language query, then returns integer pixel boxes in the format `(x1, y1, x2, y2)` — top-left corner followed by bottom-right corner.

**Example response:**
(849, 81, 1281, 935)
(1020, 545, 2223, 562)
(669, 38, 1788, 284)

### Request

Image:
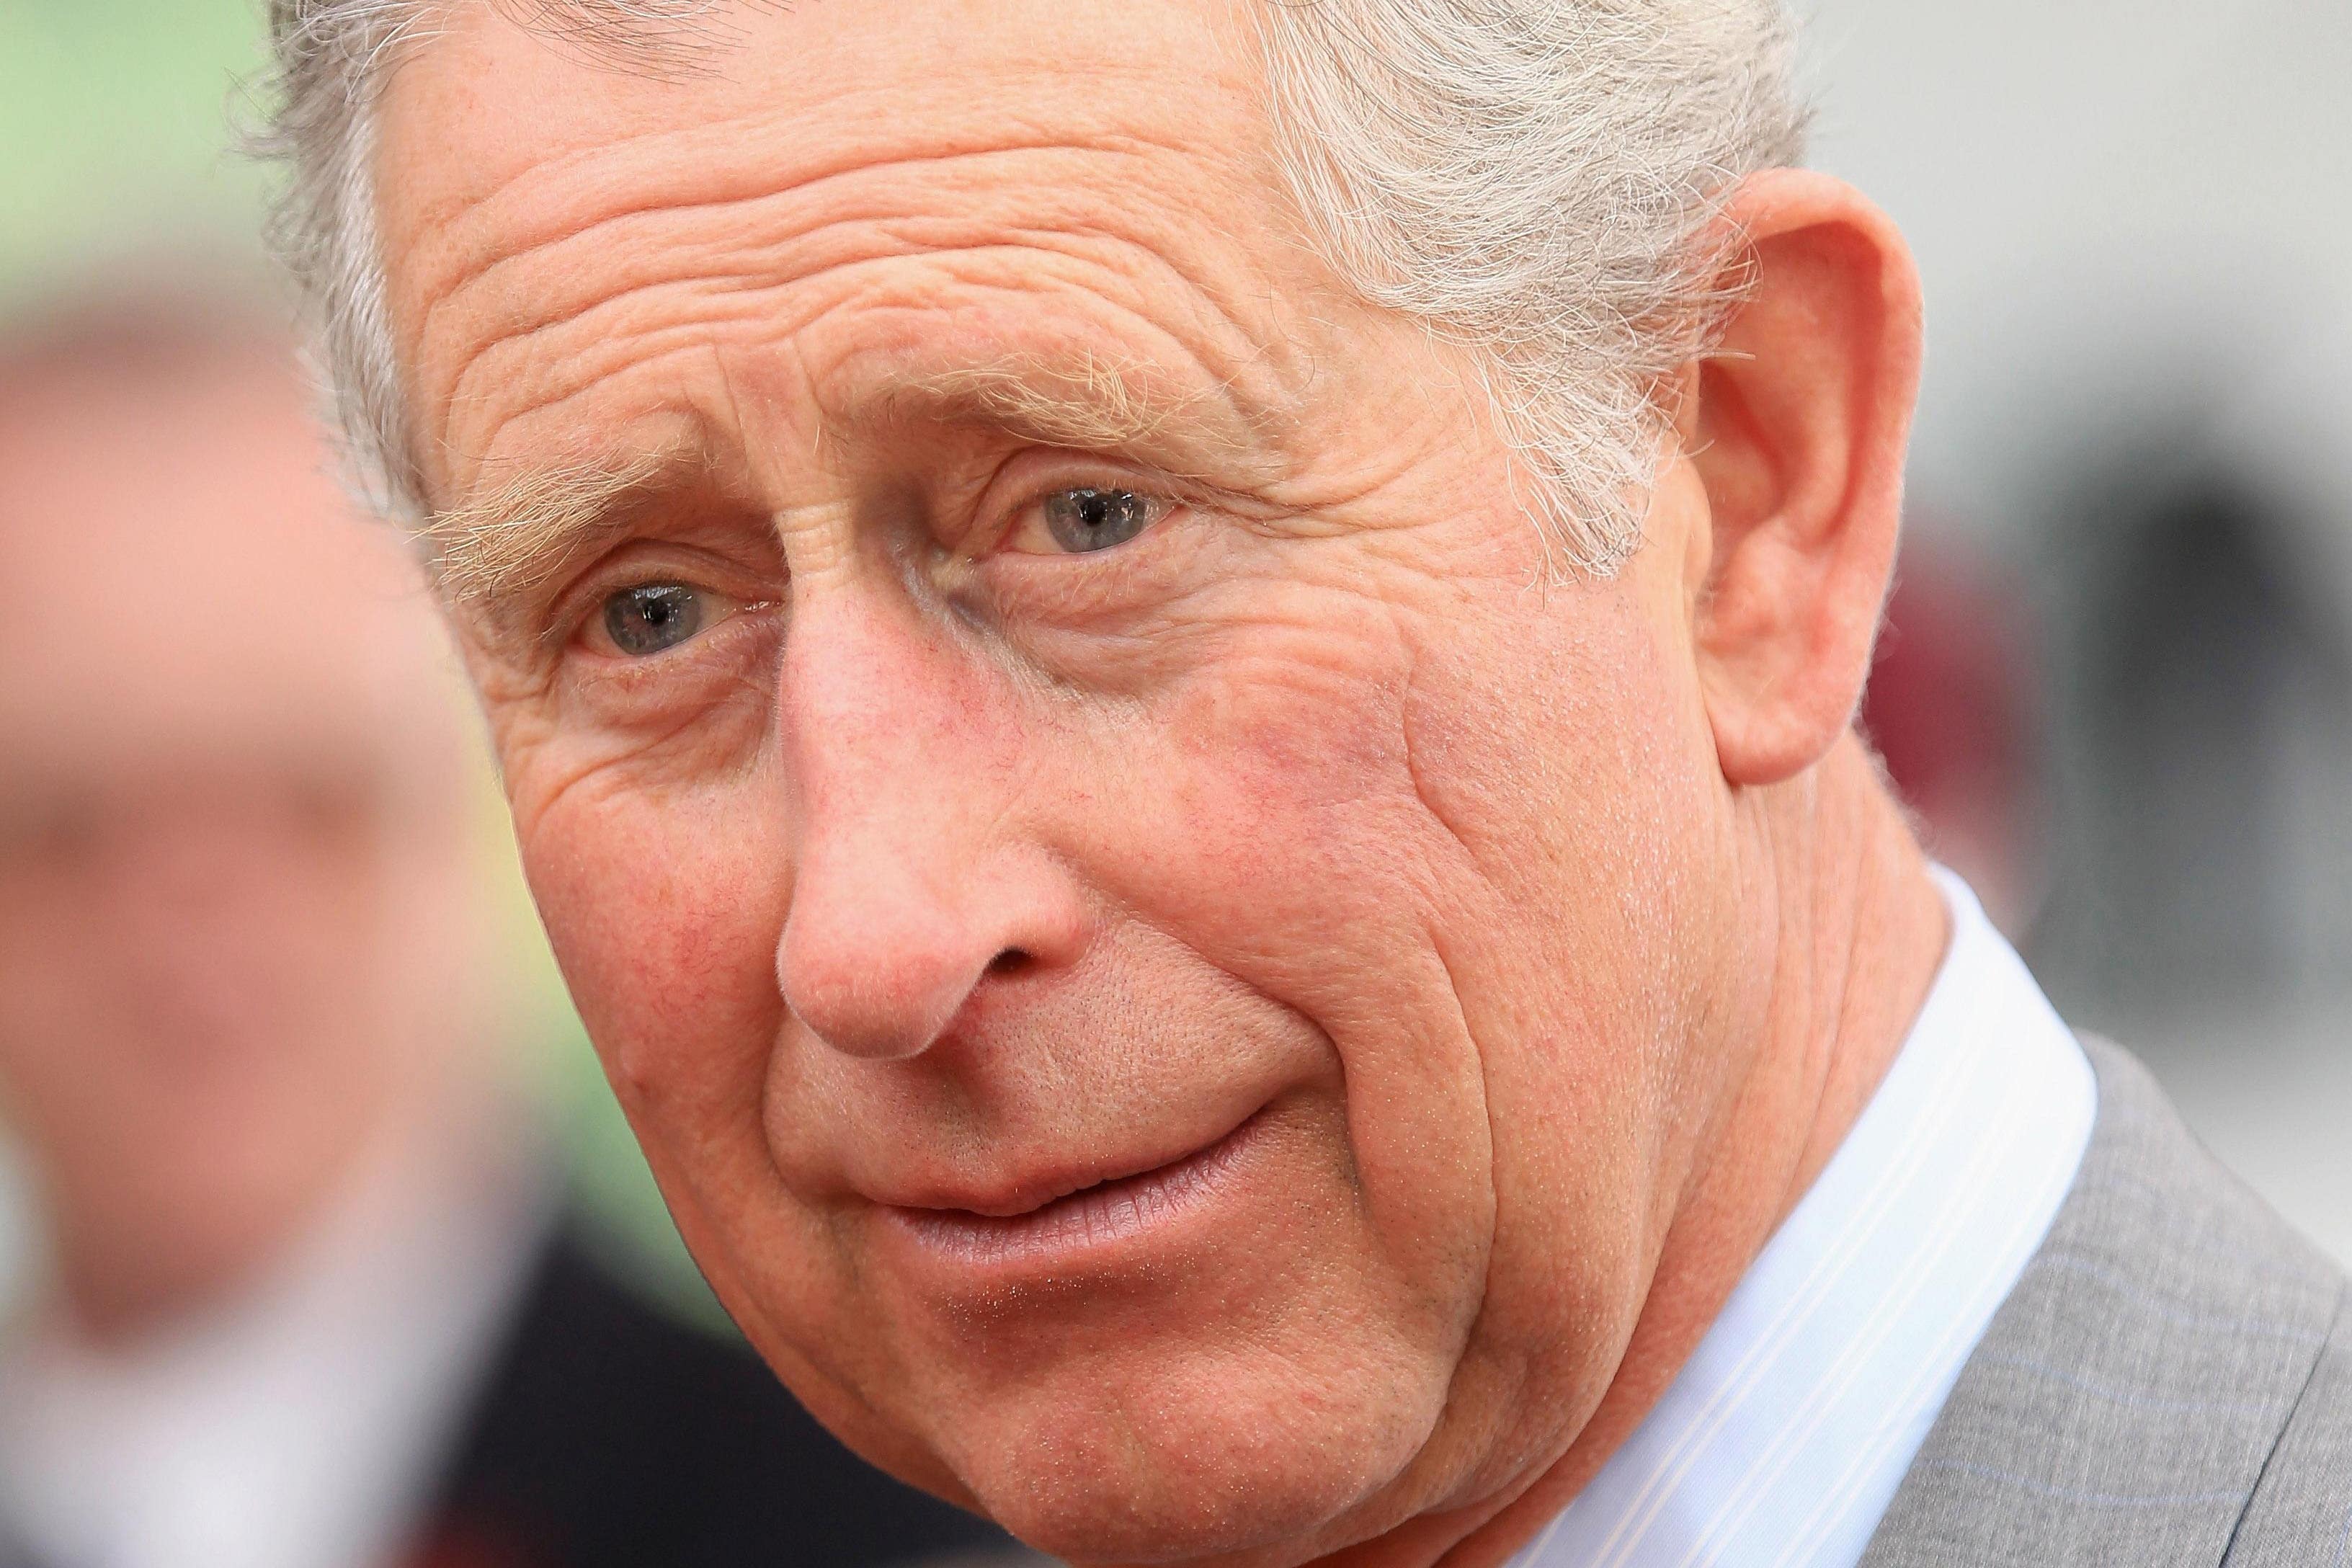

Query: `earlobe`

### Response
(1683, 170, 1923, 787)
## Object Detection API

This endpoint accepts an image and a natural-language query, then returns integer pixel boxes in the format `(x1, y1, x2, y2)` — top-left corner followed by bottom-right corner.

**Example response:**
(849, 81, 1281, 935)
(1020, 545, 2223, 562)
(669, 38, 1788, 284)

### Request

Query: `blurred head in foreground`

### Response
(0, 283, 1020, 1568)
(0, 292, 486, 1339)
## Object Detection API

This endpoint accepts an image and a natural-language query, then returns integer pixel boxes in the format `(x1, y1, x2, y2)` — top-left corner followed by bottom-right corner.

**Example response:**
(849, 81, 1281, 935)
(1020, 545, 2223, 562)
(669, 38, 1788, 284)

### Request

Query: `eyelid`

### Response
(545, 537, 782, 651)
(571, 582, 780, 662)
(1043, 488, 1172, 556)
(988, 473, 1185, 559)
(954, 445, 1170, 541)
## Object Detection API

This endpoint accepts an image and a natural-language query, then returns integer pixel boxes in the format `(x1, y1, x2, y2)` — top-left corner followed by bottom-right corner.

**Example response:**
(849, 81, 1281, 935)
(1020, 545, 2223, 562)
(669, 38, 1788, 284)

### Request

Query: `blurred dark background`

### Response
(0, 0, 2343, 1505)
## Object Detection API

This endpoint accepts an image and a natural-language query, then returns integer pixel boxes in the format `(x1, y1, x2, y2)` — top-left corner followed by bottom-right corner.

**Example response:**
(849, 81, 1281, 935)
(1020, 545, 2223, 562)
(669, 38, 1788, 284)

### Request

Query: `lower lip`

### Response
(885, 1112, 1267, 1271)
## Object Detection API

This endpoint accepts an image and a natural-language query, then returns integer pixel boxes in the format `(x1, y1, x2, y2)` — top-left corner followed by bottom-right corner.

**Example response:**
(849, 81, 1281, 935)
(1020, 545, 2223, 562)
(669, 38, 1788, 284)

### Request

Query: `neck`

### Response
(1424, 735, 1951, 1568)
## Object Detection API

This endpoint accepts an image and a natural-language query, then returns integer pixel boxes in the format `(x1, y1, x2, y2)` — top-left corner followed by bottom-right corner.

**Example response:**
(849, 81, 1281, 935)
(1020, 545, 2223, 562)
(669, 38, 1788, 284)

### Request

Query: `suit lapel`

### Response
(1858, 1038, 2343, 1568)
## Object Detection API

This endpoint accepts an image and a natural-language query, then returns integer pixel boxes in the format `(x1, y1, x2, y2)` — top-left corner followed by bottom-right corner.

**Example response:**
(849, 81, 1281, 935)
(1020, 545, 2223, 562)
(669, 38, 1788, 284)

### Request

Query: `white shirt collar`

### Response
(1509, 868, 2097, 1568)
(0, 1122, 550, 1568)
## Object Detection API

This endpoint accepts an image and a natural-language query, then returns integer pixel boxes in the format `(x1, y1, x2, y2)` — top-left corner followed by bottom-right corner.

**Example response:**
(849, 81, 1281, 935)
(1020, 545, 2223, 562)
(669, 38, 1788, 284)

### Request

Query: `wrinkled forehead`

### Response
(375, 0, 1270, 234)
(370, 0, 1301, 495)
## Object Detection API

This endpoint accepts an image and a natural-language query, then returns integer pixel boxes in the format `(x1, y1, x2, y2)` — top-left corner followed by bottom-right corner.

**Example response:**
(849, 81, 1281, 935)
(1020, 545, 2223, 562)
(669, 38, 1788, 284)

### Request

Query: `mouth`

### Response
(884, 1108, 1269, 1269)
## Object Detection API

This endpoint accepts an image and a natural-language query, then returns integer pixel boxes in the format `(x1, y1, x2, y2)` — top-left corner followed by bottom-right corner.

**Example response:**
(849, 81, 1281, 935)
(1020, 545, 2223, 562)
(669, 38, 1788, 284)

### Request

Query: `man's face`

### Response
(0, 348, 480, 1328)
(379, 1, 1742, 1559)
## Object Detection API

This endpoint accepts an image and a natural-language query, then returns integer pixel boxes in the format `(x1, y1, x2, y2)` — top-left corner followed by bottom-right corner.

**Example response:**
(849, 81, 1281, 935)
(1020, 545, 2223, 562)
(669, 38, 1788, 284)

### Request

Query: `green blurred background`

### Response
(0, 1, 266, 300)
(0, 0, 713, 1317)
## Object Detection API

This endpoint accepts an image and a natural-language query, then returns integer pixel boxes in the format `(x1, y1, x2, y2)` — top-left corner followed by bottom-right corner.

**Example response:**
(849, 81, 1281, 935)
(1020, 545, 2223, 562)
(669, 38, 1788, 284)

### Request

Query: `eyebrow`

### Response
(424, 442, 700, 612)
(424, 352, 1276, 612)
(873, 355, 1268, 466)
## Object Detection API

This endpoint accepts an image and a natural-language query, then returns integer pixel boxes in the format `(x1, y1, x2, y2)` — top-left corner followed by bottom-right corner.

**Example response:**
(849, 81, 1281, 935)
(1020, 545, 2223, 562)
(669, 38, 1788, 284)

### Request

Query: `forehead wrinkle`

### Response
(385, 71, 1269, 349)
(402, 126, 1197, 377)
(434, 224, 1260, 433)
(433, 229, 1298, 499)
(408, 144, 1262, 478)
(386, 28, 1234, 262)
(434, 285, 765, 468)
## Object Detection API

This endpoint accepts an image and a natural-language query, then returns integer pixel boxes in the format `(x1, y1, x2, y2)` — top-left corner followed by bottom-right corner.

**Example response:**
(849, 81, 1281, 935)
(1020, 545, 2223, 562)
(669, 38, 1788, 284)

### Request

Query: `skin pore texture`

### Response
(369, 2, 1944, 1564)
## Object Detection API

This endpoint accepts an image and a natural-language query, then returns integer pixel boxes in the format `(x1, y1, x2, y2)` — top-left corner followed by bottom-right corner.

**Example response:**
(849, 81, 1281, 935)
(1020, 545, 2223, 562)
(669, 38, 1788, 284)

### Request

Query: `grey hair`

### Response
(257, 0, 1804, 568)
(1255, 1, 1804, 569)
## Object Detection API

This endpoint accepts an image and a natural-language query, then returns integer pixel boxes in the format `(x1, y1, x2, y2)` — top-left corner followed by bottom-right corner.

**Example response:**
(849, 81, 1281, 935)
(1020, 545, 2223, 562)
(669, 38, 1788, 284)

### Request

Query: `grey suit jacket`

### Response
(1860, 1037, 2351, 1567)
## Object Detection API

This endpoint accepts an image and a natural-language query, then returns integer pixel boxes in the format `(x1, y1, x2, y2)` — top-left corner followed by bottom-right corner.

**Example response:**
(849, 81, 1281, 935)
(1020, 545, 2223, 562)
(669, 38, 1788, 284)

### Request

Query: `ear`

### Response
(1679, 169, 1923, 786)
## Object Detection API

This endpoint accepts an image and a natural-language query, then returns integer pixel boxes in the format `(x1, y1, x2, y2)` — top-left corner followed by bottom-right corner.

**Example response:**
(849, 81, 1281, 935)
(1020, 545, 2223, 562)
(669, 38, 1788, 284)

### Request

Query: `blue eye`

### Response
(1041, 487, 1159, 553)
(603, 584, 707, 656)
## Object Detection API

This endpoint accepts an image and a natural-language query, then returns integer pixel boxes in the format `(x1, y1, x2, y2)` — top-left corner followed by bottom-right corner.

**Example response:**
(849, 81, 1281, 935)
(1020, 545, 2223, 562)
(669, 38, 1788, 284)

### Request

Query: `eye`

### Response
(1037, 486, 1165, 553)
(601, 583, 714, 656)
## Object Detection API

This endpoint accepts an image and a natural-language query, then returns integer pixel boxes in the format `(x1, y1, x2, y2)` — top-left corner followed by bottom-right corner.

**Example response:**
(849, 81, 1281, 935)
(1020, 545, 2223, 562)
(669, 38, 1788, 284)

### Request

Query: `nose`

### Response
(774, 593, 1084, 1061)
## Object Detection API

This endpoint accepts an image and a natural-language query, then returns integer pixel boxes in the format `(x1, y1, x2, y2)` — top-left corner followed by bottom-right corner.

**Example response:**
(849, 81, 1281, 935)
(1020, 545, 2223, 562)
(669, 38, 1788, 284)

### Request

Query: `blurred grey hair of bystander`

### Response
(253, 0, 1805, 572)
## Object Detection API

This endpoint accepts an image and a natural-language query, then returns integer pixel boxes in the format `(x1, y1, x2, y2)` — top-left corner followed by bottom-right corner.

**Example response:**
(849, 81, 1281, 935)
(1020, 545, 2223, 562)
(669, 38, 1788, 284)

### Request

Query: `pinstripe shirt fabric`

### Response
(1857, 1038, 2352, 1568)
(1506, 872, 2098, 1568)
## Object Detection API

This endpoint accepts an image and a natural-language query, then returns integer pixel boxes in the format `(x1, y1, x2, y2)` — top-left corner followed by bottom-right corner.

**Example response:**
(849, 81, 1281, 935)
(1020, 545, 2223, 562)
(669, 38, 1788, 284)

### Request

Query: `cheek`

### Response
(512, 756, 968, 1479)
(1398, 584, 1730, 1477)
(514, 758, 901, 1363)
(1104, 569, 1719, 1497)
(1079, 612, 1507, 1370)
(514, 760, 789, 1136)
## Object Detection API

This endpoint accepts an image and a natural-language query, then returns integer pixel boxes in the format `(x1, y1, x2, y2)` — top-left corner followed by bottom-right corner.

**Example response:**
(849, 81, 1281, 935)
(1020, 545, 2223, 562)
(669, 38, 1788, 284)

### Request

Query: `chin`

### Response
(765, 1097, 1482, 1565)
(925, 1329, 1450, 1567)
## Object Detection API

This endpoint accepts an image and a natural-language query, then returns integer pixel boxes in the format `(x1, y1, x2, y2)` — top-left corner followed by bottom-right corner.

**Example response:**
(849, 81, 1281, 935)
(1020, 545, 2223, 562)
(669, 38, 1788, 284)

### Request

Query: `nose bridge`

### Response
(774, 581, 1063, 1060)
(780, 576, 996, 866)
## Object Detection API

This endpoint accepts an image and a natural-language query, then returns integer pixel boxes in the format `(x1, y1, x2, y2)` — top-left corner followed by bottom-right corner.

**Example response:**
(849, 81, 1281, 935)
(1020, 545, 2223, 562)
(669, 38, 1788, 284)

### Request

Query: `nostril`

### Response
(986, 948, 1033, 977)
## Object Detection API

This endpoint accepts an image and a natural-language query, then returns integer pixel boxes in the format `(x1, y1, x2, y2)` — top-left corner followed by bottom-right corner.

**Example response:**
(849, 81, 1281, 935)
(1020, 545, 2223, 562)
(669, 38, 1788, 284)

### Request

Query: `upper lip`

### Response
(875, 1108, 1261, 1220)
